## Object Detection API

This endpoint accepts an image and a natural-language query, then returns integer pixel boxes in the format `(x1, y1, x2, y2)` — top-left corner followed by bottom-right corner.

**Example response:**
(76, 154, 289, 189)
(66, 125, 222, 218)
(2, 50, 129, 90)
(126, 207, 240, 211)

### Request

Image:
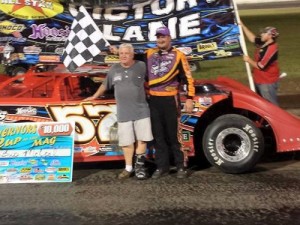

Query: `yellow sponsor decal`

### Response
(20, 167, 31, 173)
(35, 174, 46, 180)
(104, 55, 120, 63)
(197, 42, 218, 52)
(57, 167, 70, 173)
(0, 21, 25, 34)
(0, 0, 64, 20)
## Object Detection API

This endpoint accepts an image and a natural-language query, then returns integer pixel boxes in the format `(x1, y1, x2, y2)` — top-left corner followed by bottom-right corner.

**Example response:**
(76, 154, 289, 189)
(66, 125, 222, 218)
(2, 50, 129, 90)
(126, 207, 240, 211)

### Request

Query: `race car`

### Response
(0, 63, 299, 174)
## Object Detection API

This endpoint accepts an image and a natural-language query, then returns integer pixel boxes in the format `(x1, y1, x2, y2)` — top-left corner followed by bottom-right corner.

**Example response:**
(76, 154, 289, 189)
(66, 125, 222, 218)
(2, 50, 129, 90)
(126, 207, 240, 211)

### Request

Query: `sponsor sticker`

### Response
(197, 42, 218, 52)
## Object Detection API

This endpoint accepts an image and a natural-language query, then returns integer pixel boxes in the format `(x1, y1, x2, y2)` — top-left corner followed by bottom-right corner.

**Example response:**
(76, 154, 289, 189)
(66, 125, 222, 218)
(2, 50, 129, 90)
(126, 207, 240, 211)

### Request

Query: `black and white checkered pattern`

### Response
(62, 6, 109, 72)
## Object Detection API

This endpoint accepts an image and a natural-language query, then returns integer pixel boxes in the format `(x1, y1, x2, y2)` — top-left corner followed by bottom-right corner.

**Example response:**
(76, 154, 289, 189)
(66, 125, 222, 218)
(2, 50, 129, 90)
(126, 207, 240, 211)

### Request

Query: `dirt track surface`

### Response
(0, 157, 299, 225)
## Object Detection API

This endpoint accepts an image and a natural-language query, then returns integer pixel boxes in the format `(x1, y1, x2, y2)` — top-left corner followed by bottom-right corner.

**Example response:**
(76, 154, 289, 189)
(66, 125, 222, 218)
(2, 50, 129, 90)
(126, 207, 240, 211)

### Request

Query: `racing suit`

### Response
(146, 47, 195, 170)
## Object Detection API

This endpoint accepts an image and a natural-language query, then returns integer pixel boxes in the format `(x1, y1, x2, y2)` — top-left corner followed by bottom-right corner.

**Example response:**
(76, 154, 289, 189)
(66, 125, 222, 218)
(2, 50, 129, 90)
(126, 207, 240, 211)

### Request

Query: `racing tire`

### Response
(202, 114, 264, 174)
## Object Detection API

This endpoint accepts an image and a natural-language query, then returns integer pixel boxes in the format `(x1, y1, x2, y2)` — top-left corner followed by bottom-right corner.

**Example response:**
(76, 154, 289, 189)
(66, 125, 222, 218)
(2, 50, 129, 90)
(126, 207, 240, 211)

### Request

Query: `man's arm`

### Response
(239, 21, 256, 43)
(244, 44, 278, 70)
(178, 51, 195, 98)
(177, 51, 195, 113)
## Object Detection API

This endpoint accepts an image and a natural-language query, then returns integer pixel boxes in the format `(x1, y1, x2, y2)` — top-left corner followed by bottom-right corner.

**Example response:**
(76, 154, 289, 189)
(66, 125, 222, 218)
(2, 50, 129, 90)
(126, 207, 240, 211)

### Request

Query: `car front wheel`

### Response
(202, 114, 264, 174)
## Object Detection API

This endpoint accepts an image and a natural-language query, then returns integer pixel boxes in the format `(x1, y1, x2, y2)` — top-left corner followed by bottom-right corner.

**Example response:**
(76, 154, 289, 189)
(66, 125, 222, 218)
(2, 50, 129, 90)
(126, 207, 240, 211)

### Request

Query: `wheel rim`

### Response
(215, 128, 251, 162)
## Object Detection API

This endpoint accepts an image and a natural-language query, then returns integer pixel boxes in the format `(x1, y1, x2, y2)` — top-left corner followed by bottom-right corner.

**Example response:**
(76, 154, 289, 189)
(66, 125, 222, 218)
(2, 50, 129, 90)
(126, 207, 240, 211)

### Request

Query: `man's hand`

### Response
(184, 99, 194, 113)
(109, 46, 118, 55)
(243, 55, 250, 63)
(243, 55, 258, 69)
(83, 96, 96, 101)
(83, 84, 106, 101)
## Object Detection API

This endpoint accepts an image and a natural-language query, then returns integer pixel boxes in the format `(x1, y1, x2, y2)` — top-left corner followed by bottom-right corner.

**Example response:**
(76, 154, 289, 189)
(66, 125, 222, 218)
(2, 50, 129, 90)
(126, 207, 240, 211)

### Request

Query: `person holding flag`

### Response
(240, 21, 280, 105)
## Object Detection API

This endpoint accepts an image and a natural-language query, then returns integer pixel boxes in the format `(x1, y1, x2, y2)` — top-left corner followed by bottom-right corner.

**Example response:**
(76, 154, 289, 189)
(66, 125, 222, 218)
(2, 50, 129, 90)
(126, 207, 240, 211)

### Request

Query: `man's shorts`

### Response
(118, 117, 153, 146)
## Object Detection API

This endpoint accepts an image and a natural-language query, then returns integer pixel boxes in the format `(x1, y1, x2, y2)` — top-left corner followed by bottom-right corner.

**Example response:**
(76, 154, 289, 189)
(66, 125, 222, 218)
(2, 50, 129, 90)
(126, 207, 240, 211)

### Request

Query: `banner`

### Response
(0, 0, 73, 66)
(0, 122, 75, 183)
(83, 0, 243, 61)
(0, 0, 243, 66)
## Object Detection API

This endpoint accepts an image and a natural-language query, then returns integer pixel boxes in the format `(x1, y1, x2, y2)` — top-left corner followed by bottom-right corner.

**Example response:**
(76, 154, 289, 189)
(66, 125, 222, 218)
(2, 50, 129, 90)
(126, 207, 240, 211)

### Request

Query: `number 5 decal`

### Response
(47, 104, 117, 144)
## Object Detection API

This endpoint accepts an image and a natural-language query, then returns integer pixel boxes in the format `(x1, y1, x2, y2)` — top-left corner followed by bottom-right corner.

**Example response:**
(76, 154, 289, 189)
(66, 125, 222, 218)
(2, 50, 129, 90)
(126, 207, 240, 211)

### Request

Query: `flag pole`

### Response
(232, 0, 255, 92)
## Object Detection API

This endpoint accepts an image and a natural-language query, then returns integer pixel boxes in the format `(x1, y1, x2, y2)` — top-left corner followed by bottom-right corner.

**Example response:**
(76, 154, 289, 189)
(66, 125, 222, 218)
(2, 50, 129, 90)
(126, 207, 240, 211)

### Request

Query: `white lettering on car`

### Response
(47, 103, 117, 144)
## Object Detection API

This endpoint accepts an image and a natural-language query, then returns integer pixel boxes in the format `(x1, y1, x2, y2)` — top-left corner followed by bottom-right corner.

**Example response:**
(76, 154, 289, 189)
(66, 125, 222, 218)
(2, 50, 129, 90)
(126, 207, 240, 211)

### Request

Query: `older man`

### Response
(85, 43, 153, 180)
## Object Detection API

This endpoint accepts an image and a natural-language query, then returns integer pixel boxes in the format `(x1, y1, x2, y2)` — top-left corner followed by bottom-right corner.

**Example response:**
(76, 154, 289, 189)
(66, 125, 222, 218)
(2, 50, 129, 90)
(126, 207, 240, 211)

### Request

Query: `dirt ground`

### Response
(0, 159, 299, 225)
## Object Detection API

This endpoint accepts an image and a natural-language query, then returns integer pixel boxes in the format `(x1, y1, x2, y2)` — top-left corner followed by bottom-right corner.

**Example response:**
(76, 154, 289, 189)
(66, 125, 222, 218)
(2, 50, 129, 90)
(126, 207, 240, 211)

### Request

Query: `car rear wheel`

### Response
(202, 114, 264, 174)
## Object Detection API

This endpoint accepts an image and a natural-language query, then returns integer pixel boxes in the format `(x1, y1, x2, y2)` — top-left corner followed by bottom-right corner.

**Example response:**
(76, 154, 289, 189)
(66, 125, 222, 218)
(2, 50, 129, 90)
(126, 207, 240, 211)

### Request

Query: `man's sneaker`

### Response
(151, 168, 169, 179)
(117, 169, 133, 180)
(176, 168, 188, 179)
(135, 166, 148, 180)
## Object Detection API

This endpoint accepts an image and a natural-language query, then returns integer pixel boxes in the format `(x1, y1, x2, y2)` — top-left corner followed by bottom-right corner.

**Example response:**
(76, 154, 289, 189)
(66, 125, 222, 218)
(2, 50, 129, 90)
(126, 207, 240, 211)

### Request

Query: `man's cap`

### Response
(155, 27, 170, 36)
(261, 26, 279, 39)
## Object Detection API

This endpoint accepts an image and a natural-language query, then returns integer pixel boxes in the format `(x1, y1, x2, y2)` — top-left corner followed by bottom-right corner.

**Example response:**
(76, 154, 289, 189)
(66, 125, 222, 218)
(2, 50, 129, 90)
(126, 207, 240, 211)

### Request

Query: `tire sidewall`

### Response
(203, 114, 264, 173)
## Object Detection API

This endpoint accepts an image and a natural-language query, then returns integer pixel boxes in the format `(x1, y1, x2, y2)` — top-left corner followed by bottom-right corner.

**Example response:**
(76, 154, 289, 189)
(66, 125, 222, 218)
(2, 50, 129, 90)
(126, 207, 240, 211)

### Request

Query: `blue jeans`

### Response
(255, 82, 279, 106)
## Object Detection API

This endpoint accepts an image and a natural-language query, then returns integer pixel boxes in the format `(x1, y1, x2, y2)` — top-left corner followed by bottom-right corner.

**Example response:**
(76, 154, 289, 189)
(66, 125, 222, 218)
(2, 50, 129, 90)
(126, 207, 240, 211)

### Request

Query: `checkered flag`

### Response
(62, 6, 109, 72)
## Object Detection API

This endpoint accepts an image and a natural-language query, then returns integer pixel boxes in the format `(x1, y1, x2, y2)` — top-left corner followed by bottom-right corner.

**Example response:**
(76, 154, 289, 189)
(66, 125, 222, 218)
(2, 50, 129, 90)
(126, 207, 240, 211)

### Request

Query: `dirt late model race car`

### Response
(0, 64, 299, 174)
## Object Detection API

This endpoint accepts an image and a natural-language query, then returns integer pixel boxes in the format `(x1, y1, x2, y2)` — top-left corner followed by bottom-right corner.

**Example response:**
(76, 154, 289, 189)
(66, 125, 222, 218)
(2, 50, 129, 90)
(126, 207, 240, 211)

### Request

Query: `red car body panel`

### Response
(212, 77, 300, 152)
(0, 64, 299, 165)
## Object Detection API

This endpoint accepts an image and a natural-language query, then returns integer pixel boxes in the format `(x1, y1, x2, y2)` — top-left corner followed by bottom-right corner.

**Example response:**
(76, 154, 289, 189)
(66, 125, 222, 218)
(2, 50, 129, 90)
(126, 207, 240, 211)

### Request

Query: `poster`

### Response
(0, 121, 75, 183)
